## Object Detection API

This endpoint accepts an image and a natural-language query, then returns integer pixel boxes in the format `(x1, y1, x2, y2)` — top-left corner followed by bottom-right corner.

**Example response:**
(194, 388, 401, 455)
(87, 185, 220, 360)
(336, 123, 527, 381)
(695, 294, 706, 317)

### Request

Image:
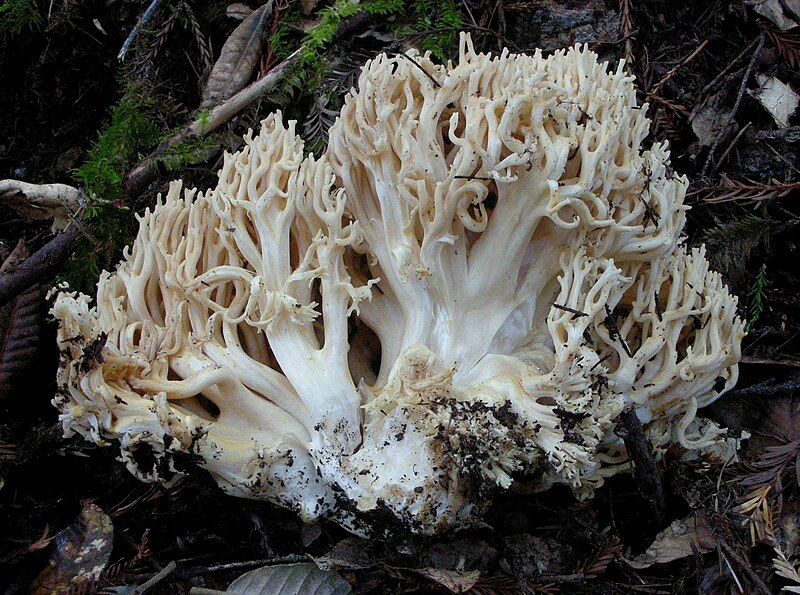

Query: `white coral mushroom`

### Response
(52, 35, 744, 534)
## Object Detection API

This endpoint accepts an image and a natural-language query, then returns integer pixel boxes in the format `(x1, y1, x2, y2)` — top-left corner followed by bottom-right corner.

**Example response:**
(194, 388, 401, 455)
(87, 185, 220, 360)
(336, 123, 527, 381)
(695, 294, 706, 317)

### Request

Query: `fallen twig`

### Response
(118, 0, 165, 61)
(727, 374, 800, 399)
(689, 175, 800, 203)
(0, 179, 83, 228)
(715, 121, 752, 170)
(529, 572, 586, 585)
(648, 39, 709, 97)
(619, 0, 635, 67)
(616, 404, 666, 525)
(121, 554, 309, 587)
(699, 37, 760, 98)
(175, 555, 308, 580)
(131, 560, 176, 595)
(124, 49, 301, 194)
(741, 355, 800, 368)
(650, 95, 690, 117)
(701, 35, 765, 177)
(718, 538, 773, 594)
(0, 225, 81, 307)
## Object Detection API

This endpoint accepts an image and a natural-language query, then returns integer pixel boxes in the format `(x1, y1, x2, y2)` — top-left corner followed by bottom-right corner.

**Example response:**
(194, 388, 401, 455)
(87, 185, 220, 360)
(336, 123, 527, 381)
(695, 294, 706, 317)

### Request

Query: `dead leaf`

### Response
(30, 501, 114, 594)
(0, 238, 27, 273)
(750, 75, 799, 127)
(200, 2, 274, 110)
(301, 0, 319, 15)
(300, 523, 323, 547)
(413, 568, 481, 593)
(748, 0, 800, 31)
(741, 396, 800, 459)
(226, 3, 254, 20)
(691, 90, 733, 146)
(0, 240, 45, 403)
(313, 537, 383, 570)
(226, 562, 351, 594)
(27, 526, 54, 553)
(626, 515, 715, 569)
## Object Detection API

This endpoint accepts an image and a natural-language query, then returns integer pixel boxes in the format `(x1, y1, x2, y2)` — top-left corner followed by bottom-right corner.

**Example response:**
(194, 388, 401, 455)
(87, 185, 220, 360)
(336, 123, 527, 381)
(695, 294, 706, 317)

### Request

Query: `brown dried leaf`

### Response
(227, 562, 351, 594)
(313, 537, 383, 570)
(627, 515, 715, 569)
(30, 501, 114, 594)
(227, 3, 255, 20)
(0, 239, 44, 402)
(748, 0, 800, 31)
(741, 397, 800, 461)
(301, 0, 319, 15)
(413, 568, 481, 593)
(0, 284, 45, 401)
(200, 1, 273, 110)
(765, 25, 800, 68)
(691, 90, 732, 147)
(0, 237, 28, 273)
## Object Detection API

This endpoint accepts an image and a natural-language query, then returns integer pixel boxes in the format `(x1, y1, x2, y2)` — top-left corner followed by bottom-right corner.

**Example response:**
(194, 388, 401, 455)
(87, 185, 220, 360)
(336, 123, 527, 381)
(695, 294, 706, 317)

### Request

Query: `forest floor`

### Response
(1, 0, 800, 593)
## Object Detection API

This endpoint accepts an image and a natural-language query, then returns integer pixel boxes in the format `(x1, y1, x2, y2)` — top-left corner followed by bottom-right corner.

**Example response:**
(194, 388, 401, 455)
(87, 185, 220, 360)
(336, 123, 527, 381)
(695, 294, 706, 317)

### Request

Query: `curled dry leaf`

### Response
(627, 515, 715, 569)
(30, 501, 114, 594)
(0, 284, 45, 402)
(0, 238, 28, 274)
(200, 2, 273, 110)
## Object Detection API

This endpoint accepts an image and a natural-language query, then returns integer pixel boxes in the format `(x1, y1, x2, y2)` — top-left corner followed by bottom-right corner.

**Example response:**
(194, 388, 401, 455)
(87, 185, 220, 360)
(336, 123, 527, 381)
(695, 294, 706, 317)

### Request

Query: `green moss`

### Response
(300, 0, 405, 65)
(397, 0, 462, 62)
(74, 94, 160, 202)
(59, 0, 463, 289)
(63, 93, 161, 290)
(264, 0, 461, 151)
(156, 135, 220, 172)
(0, 0, 43, 37)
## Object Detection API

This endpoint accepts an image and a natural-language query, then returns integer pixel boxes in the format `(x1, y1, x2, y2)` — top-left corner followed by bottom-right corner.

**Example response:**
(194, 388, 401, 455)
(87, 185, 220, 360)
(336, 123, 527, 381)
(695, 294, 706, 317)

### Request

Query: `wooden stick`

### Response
(701, 35, 765, 178)
(124, 49, 301, 194)
(616, 404, 666, 524)
(0, 225, 81, 307)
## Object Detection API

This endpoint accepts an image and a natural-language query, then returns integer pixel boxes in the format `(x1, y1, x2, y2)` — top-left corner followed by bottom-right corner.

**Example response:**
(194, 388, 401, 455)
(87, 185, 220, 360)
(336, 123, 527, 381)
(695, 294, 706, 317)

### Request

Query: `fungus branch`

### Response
(51, 35, 744, 535)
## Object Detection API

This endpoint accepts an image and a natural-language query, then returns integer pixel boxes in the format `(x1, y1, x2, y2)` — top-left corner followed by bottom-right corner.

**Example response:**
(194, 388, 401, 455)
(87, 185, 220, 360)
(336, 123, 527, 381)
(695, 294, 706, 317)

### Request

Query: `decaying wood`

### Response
(0, 225, 81, 308)
(616, 404, 666, 525)
(0, 179, 83, 229)
(728, 374, 800, 399)
(124, 49, 301, 195)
